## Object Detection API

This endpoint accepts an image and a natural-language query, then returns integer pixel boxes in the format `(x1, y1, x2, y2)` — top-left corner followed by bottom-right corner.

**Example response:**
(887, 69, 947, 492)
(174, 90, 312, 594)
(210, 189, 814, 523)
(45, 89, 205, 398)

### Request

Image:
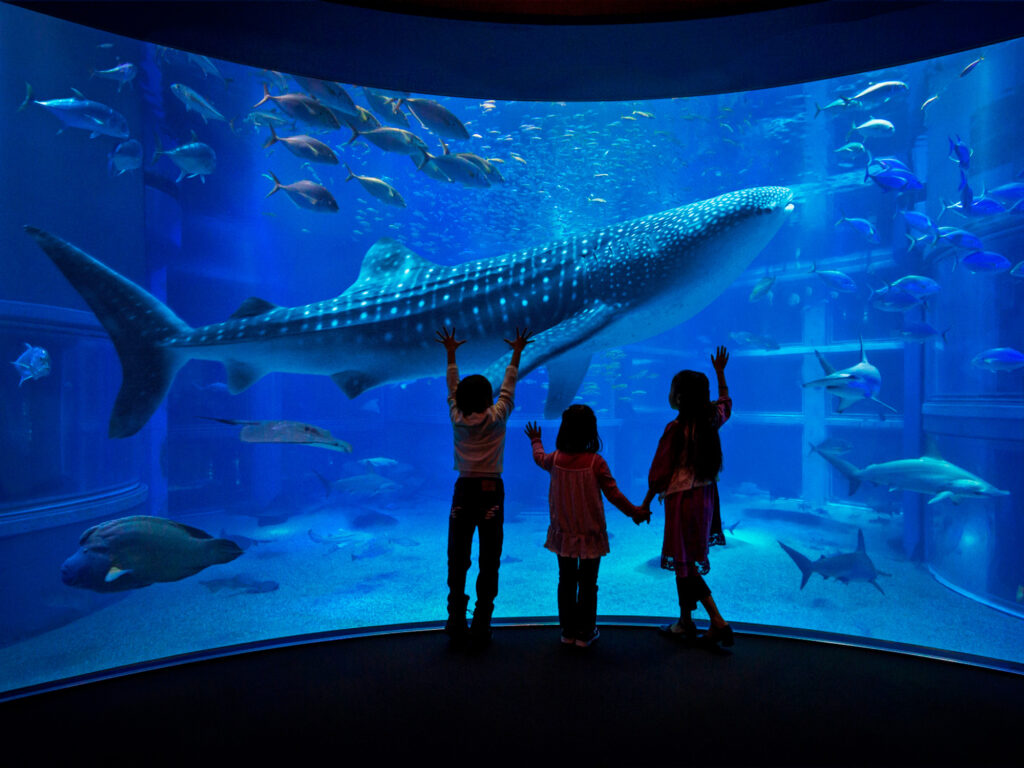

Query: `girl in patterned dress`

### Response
(526, 405, 643, 647)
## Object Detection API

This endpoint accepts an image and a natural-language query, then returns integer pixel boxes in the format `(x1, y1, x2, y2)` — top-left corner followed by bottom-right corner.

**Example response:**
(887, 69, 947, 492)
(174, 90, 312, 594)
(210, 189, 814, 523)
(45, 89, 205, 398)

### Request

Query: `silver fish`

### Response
(11, 342, 51, 385)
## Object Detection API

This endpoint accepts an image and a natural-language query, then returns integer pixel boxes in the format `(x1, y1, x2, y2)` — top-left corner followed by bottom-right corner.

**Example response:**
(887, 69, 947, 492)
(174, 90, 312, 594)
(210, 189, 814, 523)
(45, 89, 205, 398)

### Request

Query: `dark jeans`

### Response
(447, 477, 504, 622)
(557, 556, 601, 638)
(675, 571, 710, 614)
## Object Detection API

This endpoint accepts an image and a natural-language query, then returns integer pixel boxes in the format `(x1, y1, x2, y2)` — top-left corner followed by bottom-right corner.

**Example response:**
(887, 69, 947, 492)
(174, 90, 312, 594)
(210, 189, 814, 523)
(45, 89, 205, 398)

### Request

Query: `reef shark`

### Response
(809, 437, 1009, 505)
(25, 185, 793, 437)
(802, 337, 896, 413)
(778, 529, 889, 594)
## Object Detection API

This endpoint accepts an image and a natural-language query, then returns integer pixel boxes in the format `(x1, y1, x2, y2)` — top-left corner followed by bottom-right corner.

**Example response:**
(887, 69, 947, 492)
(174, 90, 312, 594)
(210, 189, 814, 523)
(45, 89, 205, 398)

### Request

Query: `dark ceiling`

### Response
(11, 1, 1024, 100)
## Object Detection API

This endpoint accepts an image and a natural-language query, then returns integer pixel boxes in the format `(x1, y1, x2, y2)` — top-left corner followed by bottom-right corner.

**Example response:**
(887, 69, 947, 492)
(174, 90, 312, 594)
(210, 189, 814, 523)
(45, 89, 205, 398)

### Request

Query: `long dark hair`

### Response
(556, 404, 602, 454)
(668, 370, 722, 483)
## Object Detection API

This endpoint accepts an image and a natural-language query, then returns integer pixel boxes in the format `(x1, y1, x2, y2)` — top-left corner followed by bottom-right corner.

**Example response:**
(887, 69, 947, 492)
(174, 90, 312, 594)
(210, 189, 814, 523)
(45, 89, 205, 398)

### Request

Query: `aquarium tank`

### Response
(1, 3, 1022, 696)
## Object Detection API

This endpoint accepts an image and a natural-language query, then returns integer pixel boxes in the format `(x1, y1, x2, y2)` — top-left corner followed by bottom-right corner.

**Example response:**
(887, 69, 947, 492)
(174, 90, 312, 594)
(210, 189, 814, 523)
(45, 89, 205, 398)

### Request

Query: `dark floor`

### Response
(4, 623, 1021, 766)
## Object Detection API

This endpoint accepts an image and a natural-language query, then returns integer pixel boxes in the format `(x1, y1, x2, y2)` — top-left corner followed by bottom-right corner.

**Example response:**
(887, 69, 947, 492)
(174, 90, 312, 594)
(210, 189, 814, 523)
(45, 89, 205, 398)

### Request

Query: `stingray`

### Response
(202, 417, 352, 452)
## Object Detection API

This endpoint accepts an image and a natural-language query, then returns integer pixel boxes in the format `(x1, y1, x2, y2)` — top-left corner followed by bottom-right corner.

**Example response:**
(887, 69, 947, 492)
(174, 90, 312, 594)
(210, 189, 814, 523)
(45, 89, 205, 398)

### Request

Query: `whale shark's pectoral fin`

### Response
(543, 353, 593, 419)
(225, 361, 266, 394)
(331, 370, 381, 399)
(484, 303, 616, 416)
(928, 491, 958, 505)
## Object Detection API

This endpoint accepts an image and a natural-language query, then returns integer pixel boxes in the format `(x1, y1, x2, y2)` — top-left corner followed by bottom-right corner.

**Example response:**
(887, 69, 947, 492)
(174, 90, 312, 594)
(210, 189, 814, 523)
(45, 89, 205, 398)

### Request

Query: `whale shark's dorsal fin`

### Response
(345, 238, 441, 292)
(230, 297, 278, 319)
(922, 433, 943, 459)
(856, 528, 866, 552)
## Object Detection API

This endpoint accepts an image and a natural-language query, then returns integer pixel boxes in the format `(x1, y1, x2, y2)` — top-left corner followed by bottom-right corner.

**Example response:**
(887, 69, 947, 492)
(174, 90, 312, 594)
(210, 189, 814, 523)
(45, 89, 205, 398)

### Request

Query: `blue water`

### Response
(1, 4, 1022, 693)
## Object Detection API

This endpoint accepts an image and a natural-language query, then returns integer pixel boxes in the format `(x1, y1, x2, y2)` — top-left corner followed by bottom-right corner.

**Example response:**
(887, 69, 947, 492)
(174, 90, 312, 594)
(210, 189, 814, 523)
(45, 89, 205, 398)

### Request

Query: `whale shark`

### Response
(802, 337, 896, 413)
(809, 438, 1009, 505)
(25, 185, 794, 437)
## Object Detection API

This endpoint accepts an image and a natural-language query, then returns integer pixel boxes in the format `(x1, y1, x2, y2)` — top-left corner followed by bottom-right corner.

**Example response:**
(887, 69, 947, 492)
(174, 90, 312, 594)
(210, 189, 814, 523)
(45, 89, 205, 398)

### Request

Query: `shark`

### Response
(809, 437, 1009, 505)
(778, 529, 889, 594)
(25, 185, 794, 438)
(802, 337, 897, 413)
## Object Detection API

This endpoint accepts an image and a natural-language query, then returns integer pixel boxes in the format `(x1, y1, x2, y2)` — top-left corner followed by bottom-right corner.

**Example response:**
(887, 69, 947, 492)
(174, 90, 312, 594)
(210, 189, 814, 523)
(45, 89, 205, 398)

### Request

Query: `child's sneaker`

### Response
(575, 628, 600, 648)
(560, 631, 575, 645)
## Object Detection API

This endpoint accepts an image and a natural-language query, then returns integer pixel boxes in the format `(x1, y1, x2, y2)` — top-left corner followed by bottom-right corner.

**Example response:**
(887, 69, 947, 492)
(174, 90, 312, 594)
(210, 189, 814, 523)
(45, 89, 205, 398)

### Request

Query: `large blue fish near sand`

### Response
(25, 186, 794, 437)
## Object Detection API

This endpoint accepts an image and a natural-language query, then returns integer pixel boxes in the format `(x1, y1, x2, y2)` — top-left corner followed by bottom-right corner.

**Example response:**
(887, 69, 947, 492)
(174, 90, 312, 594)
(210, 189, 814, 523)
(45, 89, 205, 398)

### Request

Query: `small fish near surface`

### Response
(802, 337, 896, 413)
(729, 331, 780, 350)
(90, 62, 137, 92)
(200, 573, 278, 594)
(170, 83, 227, 124)
(263, 125, 338, 164)
(266, 171, 338, 212)
(344, 164, 406, 208)
(11, 342, 51, 386)
(253, 83, 340, 131)
(400, 97, 470, 140)
(202, 416, 353, 451)
(108, 138, 143, 176)
(19, 83, 129, 138)
(153, 135, 216, 183)
(778, 529, 888, 594)
(61, 515, 243, 592)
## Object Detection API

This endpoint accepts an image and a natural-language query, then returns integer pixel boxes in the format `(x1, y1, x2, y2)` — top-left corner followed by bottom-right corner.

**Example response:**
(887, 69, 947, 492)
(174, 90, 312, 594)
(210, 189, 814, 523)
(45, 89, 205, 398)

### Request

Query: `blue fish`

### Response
(835, 213, 880, 244)
(890, 275, 940, 298)
(948, 135, 972, 169)
(986, 182, 1024, 207)
(971, 348, 1024, 372)
(937, 227, 982, 250)
(899, 210, 937, 244)
(153, 137, 216, 183)
(11, 343, 51, 386)
(108, 138, 143, 176)
(960, 251, 1010, 274)
(24, 186, 794, 436)
(869, 167, 923, 192)
(896, 322, 949, 345)
(90, 62, 136, 92)
(868, 283, 920, 313)
(810, 264, 857, 293)
(18, 83, 128, 139)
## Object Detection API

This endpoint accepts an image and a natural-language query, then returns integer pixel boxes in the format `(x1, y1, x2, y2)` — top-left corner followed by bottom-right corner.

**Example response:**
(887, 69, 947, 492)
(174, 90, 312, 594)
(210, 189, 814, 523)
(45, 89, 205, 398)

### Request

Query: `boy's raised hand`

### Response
(711, 345, 729, 373)
(505, 327, 533, 367)
(504, 327, 533, 353)
(435, 326, 466, 352)
(524, 421, 541, 440)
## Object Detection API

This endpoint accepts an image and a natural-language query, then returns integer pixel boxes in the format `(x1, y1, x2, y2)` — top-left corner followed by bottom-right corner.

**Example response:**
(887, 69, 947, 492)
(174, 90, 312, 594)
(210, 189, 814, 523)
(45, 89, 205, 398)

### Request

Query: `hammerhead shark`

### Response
(778, 529, 889, 594)
(25, 185, 794, 437)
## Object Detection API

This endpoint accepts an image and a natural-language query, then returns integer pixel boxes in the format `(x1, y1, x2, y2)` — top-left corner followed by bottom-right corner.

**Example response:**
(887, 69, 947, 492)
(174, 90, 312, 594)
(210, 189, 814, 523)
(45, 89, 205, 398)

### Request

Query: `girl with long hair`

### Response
(641, 345, 734, 647)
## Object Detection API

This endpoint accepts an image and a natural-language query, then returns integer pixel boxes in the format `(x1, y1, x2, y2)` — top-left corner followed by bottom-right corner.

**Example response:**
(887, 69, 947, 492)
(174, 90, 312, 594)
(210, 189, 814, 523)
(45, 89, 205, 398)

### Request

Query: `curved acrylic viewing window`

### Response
(0, 3, 1022, 697)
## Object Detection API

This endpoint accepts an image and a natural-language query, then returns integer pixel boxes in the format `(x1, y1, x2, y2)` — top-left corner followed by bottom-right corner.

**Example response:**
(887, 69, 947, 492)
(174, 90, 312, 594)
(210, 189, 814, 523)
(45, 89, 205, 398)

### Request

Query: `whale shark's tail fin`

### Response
(808, 441, 862, 495)
(25, 227, 191, 438)
(778, 540, 814, 589)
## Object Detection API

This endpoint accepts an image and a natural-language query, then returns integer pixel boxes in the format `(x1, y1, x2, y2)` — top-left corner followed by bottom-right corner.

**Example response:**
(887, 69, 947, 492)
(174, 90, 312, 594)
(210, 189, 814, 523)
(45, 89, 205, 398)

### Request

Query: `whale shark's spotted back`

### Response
(26, 185, 794, 436)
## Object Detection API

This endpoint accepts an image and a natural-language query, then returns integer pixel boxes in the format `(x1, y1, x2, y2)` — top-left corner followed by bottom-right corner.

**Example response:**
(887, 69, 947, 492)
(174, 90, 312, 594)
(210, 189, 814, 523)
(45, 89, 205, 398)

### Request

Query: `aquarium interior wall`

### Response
(1, 3, 1022, 695)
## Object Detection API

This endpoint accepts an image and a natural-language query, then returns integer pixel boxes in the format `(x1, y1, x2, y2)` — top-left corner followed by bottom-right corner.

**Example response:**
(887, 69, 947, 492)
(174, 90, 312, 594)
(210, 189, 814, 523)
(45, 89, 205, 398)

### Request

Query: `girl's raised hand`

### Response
(504, 327, 534, 353)
(524, 421, 541, 440)
(435, 326, 466, 352)
(711, 345, 729, 372)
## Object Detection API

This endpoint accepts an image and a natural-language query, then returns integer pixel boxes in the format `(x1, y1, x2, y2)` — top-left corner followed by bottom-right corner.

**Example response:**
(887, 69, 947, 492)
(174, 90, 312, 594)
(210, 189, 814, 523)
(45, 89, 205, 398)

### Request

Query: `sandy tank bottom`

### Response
(1, 496, 1022, 693)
